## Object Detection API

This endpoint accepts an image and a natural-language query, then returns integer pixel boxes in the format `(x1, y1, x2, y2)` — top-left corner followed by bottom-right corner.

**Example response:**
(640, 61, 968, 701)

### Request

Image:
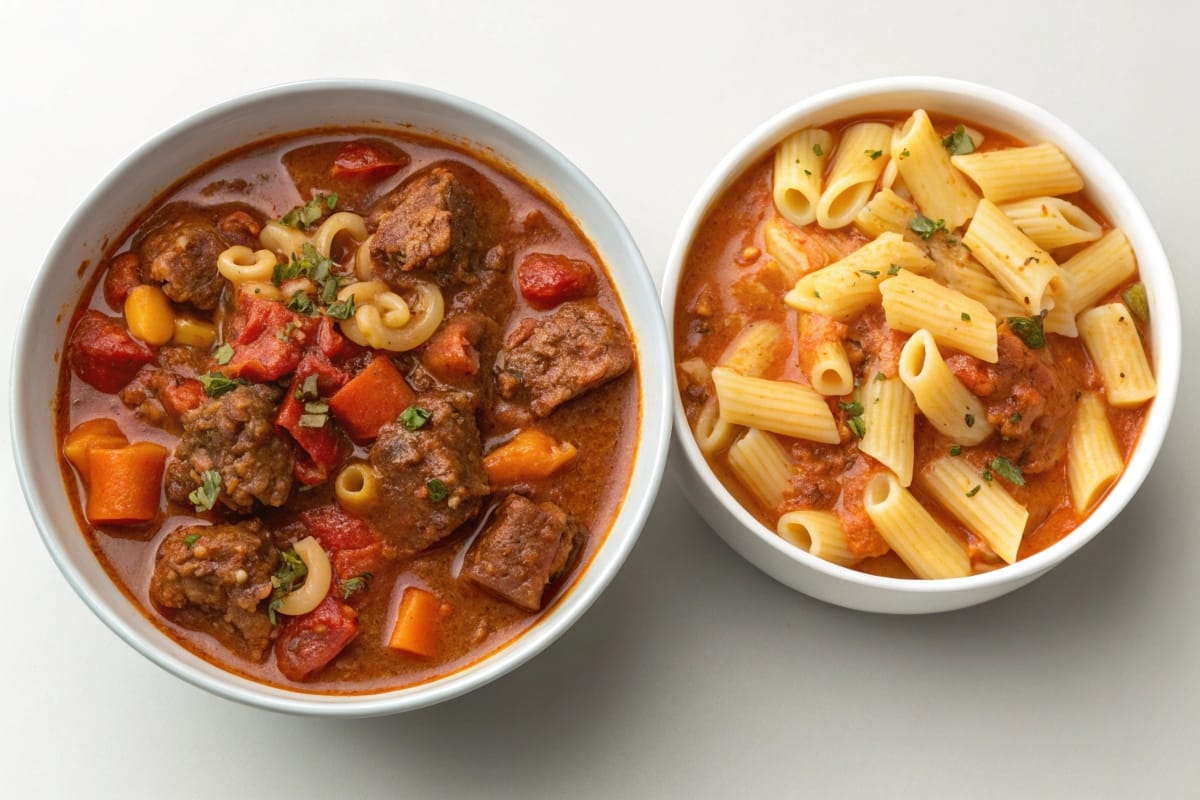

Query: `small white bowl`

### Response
(12, 80, 672, 715)
(662, 76, 1180, 614)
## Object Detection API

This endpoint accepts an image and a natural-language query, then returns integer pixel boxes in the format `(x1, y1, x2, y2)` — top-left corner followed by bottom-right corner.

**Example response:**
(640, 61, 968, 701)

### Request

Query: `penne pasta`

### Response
(853, 187, 916, 238)
(693, 397, 741, 457)
(1000, 196, 1102, 251)
(719, 321, 786, 377)
(728, 428, 794, 511)
(816, 122, 893, 229)
(773, 128, 834, 227)
(1067, 392, 1125, 513)
(763, 217, 814, 285)
(1077, 303, 1156, 408)
(776, 510, 860, 567)
(863, 471, 972, 579)
(1060, 229, 1138, 311)
(859, 375, 916, 486)
(711, 366, 840, 444)
(918, 456, 1028, 565)
(893, 109, 980, 229)
(897, 330, 994, 446)
(962, 198, 1067, 316)
(951, 142, 1084, 205)
(879, 269, 999, 362)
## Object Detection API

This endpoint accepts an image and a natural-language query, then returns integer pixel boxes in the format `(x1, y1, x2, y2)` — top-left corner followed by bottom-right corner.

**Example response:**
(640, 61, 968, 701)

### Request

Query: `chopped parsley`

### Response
(1006, 314, 1047, 349)
(942, 125, 975, 155)
(803, 168, 812, 176)
(286, 291, 316, 315)
(874, 372, 886, 382)
(183, 533, 202, 548)
(426, 478, 449, 503)
(1122, 283, 1150, 324)
(846, 416, 866, 439)
(214, 343, 234, 365)
(341, 573, 372, 600)
(839, 400, 864, 416)
(910, 213, 948, 240)
(273, 244, 342, 310)
(965, 413, 976, 428)
(961, 312, 971, 321)
(982, 468, 994, 482)
(989, 456, 1026, 486)
(859, 269, 880, 278)
(966, 484, 982, 498)
(865, 149, 883, 160)
(188, 470, 221, 512)
(198, 372, 247, 398)
(813, 143, 825, 157)
(1009, 412, 1023, 424)
(295, 374, 320, 401)
(949, 445, 963, 456)
(899, 148, 910, 159)
(400, 405, 433, 430)
(276, 322, 297, 343)
(325, 295, 356, 321)
(269, 548, 309, 624)
(887, 263, 900, 276)
(279, 193, 337, 230)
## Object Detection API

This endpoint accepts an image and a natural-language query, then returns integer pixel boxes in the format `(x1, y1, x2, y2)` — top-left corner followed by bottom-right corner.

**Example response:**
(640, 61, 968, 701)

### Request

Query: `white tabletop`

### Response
(4, 1, 1197, 796)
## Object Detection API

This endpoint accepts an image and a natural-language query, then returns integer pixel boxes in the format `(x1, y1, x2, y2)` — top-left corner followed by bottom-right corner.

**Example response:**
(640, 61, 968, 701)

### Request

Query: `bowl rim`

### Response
(12, 78, 672, 715)
(661, 75, 1181, 602)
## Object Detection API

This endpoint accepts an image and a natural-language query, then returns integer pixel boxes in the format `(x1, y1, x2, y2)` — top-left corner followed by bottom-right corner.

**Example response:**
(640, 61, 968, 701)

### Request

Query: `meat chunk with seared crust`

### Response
(495, 302, 634, 417)
(165, 384, 295, 513)
(367, 390, 490, 556)
(367, 162, 506, 288)
(136, 204, 228, 310)
(462, 495, 586, 612)
(149, 521, 279, 661)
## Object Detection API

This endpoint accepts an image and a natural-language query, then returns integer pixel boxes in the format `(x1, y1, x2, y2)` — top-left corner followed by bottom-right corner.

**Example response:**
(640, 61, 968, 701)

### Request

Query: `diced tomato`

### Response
(274, 592, 358, 682)
(317, 315, 362, 363)
(160, 378, 204, 418)
(102, 252, 143, 310)
(516, 253, 598, 309)
(276, 376, 341, 486)
(68, 310, 156, 392)
(330, 141, 409, 181)
(300, 506, 386, 580)
(225, 292, 318, 382)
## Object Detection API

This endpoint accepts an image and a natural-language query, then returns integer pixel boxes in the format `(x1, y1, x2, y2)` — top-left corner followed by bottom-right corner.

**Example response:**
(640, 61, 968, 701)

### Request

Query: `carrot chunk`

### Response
(85, 442, 169, 525)
(63, 419, 129, 483)
(483, 429, 578, 486)
(387, 587, 440, 659)
(329, 355, 415, 442)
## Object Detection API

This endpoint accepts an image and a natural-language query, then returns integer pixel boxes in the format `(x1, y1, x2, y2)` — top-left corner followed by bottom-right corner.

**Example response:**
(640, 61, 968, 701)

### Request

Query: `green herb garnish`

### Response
(965, 413, 976, 428)
(269, 548, 309, 624)
(839, 400, 865, 416)
(184, 533, 202, 548)
(859, 269, 880, 278)
(846, 416, 866, 439)
(949, 445, 963, 456)
(325, 295, 356, 321)
(198, 372, 247, 398)
(813, 143, 825, 157)
(966, 484, 982, 498)
(295, 374, 320, 401)
(1122, 283, 1150, 324)
(910, 213, 948, 240)
(887, 263, 900, 276)
(286, 291, 316, 315)
(426, 478, 449, 503)
(865, 149, 883, 160)
(214, 343, 234, 366)
(989, 456, 1026, 486)
(1006, 314, 1047, 349)
(341, 573, 372, 600)
(279, 194, 336, 230)
(400, 406, 433, 430)
(942, 125, 975, 155)
(188, 470, 221, 512)
(961, 312, 971, 321)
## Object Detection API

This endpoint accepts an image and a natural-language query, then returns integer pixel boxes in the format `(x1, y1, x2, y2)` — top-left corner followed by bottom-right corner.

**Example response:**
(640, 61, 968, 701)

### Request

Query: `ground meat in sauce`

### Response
(135, 204, 230, 310)
(495, 302, 634, 418)
(165, 384, 295, 512)
(835, 456, 890, 558)
(149, 521, 279, 661)
(946, 328, 1075, 473)
(848, 305, 907, 379)
(780, 440, 847, 511)
(119, 365, 204, 428)
(368, 390, 490, 556)
(367, 162, 506, 289)
(462, 494, 586, 612)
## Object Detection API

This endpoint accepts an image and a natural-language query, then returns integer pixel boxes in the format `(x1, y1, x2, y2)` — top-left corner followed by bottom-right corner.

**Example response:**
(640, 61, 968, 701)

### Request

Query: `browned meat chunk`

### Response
(367, 162, 505, 288)
(462, 495, 585, 612)
(149, 521, 279, 661)
(119, 365, 204, 428)
(946, 328, 1074, 473)
(495, 302, 634, 417)
(165, 384, 294, 513)
(368, 390, 490, 555)
(136, 204, 229, 310)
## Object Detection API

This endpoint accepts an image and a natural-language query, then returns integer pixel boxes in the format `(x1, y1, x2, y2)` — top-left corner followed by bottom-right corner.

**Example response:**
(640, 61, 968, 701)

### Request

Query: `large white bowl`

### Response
(662, 76, 1180, 614)
(12, 80, 672, 715)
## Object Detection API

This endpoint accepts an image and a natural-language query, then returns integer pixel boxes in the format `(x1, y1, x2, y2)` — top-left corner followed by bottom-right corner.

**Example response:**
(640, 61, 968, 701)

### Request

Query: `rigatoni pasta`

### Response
(777, 510, 860, 567)
(893, 109, 980, 229)
(1067, 392, 1126, 513)
(1077, 303, 1157, 408)
(710, 366, 840, 444)
(951, 142, 1084, 204)
(773, 129, 833, 227)
(816, 122, 892, 229)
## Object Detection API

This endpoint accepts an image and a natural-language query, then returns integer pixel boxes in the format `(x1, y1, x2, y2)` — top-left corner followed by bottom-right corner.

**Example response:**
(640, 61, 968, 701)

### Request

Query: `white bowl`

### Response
(12, 80, 672, 715)
(662, 76, 1181, 614)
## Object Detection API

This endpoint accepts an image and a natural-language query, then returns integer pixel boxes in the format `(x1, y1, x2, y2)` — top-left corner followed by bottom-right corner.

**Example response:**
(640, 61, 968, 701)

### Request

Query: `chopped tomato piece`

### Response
(274, 592, 358, 681)
(300, 506, 386, 579)
(225, 292, 318, 382)
(516, 253, 598, 309)
(160, 377, 204, 418)
(330, 141, 409, 180)
(276, 377, 341, 486)
(68, 310, 156, 392)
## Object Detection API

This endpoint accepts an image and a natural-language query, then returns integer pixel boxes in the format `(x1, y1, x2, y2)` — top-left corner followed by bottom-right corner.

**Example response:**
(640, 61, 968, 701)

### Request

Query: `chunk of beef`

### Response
(136, 204, 228, 310)
(946, 328, 1074, 473)
(120, 365, 204, 428)
(165, 384, 294, 513)
(367, 162, 506, 289)
(495, 302, 634, 417)
(149, 521, 279, 661)
(367, 390, 490, 555)
(462, 495, 586, 612)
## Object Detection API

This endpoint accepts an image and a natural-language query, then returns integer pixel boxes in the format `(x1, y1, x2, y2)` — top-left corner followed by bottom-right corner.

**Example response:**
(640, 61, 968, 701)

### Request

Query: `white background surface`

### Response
(3, 1, 1196, 796)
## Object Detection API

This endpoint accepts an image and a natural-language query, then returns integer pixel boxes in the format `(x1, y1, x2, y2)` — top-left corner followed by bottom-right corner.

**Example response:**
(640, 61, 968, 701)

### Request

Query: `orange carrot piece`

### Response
(85, 442, 168, 525)
(483, 429, 578, 486)
(63, 419, 129, 483)
(387, 587, 440, 659)
(329, 355, 416, 442)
